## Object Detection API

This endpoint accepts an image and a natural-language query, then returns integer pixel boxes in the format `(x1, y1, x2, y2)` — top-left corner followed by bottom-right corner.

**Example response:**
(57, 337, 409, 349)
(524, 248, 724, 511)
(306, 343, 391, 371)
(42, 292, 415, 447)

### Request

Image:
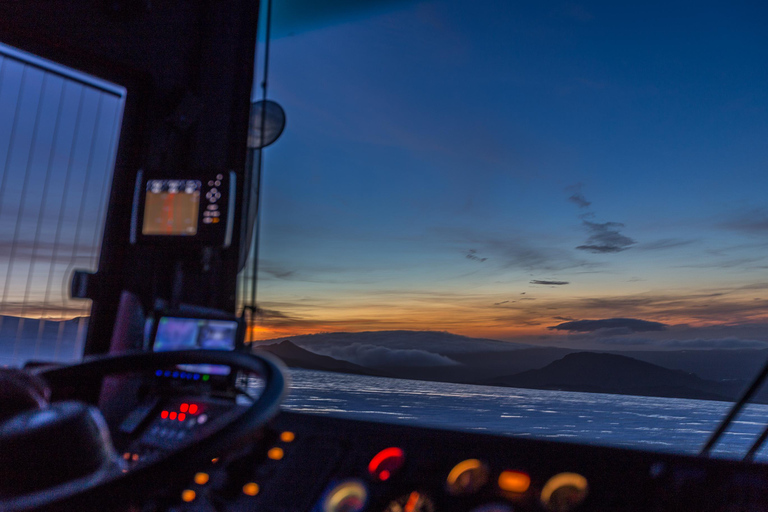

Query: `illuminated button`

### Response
(322, 480, 368, 512)
(267, 447, 284, 460)
(243, 482, 260, 496)
(189, 404, 199, 414)
(203, 218, 212, 224)
(132, 453, 139, 462)
(170, 412, 177, 420)
(161, 411, 169, 419)
(180, 404, 189, 413)
(368, 447, 405, 481)
(446, 459, 489, 495)
(498, 470, 531, 494)
(178, 413, 186, 421)
(540, 473, 588, 512)
(197, 414, 208, 424)
(123, 452, 131, 460)
(211, 458, 219, 464)
(181, 489, 196, 503)
(216, 174, 223, 180)
(194, 472, 209, 485)
(202, 375, 210, 381)
(212, 218, 220, 223)
(280, 431, 295, 442)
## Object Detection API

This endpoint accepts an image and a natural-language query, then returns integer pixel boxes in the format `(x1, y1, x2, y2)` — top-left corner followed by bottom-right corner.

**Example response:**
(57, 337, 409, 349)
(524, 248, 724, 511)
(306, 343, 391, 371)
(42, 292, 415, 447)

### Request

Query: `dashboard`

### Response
(126, 396, 768, 512)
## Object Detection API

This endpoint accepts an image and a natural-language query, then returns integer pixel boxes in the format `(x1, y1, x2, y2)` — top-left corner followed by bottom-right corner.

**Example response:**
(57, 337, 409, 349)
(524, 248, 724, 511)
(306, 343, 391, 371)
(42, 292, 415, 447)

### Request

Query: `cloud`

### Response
(637, 238, 697, 251)
(493, 300, 510, 306)
(568, 193, 591, 209)
(530, 279, 570, 286)
(721, 209, 768, 234)
(576, 221, 636, 253)
(465, 249, 487, 262)
(549, 317, 667, 334)
(261, 266, 297, 279)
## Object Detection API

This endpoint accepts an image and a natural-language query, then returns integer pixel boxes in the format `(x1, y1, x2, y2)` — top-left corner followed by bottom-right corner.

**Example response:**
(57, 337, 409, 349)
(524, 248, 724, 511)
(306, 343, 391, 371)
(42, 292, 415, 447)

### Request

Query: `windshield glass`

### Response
(246, 0, 768, 459)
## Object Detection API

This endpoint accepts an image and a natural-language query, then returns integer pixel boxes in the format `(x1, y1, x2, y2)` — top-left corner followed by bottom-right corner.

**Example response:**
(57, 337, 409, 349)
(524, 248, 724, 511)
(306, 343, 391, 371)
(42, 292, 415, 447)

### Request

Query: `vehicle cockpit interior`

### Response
(1, 1, 767, 511)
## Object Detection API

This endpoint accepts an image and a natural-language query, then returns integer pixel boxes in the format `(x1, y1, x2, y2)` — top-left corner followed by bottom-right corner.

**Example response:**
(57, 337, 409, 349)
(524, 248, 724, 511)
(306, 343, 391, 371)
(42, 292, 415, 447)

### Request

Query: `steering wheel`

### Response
(0, 350, 286, 512)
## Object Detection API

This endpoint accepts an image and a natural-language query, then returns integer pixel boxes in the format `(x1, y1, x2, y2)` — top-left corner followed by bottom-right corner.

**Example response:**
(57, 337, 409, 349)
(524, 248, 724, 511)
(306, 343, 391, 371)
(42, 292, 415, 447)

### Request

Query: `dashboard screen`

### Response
(142, 180, 201, 236)
(153, 316, 239, 375)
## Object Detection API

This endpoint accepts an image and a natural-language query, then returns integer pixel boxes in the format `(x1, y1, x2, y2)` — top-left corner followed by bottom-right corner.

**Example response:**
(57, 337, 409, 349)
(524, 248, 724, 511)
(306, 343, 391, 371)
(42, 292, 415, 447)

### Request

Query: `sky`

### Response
(1, 1, 767, 352)
(247, 0, 768, 348)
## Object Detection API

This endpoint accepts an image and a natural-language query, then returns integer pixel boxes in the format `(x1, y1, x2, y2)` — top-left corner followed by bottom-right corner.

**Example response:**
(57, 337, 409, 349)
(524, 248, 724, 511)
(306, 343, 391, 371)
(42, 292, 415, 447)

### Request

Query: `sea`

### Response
(280, 368, 768, 462)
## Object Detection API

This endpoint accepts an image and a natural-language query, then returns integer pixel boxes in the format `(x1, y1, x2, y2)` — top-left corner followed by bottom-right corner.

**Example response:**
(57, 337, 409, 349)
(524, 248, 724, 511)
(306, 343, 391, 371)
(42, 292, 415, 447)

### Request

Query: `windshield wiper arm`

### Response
(700, 358, 768, 457)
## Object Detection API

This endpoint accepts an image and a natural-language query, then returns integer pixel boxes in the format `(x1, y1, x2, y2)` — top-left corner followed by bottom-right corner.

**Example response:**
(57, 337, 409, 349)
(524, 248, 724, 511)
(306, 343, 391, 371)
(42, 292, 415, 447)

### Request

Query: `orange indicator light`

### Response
(178, 413, 186, 421)
(161, 411, 168, 419)
(323, 481, 368, 512)
(404, 491, 420, 512)
(498, 471, 531, 494)
(243, 482, 260, 496)
(280, 431, 295, 442)
(123, 452, 131, 460)
(131, 453, 139, 462)
(368, 447, 405, 481)
(268, 447, 284, 460)
(170, 412, 177, 420)
(181, 489, 196, 503)
(180, 403, 189, 413)
(446, 459, 489, 495)
(189, 404, 198, 414)
(211, 458, 219, 464)
(540, 473, 588, 512)
(194, 472, 209, 485)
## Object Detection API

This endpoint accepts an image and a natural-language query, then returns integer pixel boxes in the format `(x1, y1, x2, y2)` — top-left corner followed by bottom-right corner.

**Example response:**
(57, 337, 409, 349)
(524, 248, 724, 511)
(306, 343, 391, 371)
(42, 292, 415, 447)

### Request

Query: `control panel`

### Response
(130, 411, 768, 512)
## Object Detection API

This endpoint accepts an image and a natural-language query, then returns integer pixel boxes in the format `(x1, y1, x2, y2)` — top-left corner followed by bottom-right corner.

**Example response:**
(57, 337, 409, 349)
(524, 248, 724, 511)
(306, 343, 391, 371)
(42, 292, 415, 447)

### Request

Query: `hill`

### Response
(486, 352, 743, 402)
(253, 340, 379, 376)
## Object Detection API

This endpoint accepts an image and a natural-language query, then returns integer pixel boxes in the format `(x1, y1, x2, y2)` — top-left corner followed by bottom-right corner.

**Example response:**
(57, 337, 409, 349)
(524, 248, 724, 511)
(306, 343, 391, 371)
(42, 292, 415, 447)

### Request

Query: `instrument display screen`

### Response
(142, 180, 201, 236)
(153, 316, 239, 375)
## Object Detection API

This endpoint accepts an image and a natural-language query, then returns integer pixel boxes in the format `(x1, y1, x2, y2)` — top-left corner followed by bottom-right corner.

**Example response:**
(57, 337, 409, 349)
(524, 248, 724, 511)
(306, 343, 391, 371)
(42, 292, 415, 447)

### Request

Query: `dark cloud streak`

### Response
(530, 279, 570, 285)
(576, 221, 636, 253)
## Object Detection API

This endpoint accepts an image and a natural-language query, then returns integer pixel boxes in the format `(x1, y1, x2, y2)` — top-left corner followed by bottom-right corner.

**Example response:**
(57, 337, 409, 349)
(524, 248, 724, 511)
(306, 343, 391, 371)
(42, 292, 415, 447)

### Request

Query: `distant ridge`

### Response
(254, 340, 380, 376)
(486, 352, 743, 402)
(255, 330, 531, 357)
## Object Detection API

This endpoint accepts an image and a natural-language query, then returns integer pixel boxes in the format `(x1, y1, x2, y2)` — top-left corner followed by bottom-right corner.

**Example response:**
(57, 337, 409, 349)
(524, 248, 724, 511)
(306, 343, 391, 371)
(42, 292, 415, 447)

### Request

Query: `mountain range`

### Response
(252, 331, 768, 403)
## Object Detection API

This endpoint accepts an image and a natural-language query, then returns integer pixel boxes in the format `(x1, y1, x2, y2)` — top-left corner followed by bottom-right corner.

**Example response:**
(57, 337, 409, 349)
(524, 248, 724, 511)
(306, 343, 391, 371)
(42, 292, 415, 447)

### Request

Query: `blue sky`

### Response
(248, 0, 768, 347)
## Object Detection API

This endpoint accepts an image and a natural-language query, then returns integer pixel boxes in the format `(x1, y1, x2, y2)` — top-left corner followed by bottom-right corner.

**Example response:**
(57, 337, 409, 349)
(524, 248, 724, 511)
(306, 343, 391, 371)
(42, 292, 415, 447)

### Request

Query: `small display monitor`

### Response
(152, 316, 240, 375)
(142, 180, 201, 236)
(131, 170, 235, 248)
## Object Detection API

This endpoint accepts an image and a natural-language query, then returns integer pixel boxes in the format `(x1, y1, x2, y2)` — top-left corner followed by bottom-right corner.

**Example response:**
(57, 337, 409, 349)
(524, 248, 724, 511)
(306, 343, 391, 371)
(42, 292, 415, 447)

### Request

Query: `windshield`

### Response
(2, 0, 768, 464)
(245, 0, 768, 459)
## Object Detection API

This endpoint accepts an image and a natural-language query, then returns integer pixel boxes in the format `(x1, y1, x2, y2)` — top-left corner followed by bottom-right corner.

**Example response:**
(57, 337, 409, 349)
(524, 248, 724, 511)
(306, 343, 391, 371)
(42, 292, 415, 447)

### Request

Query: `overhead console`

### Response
(131, 170, 236, 250)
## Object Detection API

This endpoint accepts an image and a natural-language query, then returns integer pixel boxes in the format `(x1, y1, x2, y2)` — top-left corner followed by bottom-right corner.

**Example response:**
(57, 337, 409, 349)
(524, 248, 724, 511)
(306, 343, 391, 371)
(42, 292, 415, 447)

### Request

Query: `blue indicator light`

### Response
(172, 371, 179, 378)
(180, 372, 187, 378)
(155, 370, 162, 377)
(187, 374, 193, 379)
(193, 374, 200, 380)
(164, 371, 171, 377)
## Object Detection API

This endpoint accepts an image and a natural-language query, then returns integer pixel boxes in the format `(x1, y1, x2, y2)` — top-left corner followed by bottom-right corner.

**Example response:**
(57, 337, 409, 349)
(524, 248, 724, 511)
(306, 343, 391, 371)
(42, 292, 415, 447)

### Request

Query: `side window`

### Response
(0, 43, 125, 367)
